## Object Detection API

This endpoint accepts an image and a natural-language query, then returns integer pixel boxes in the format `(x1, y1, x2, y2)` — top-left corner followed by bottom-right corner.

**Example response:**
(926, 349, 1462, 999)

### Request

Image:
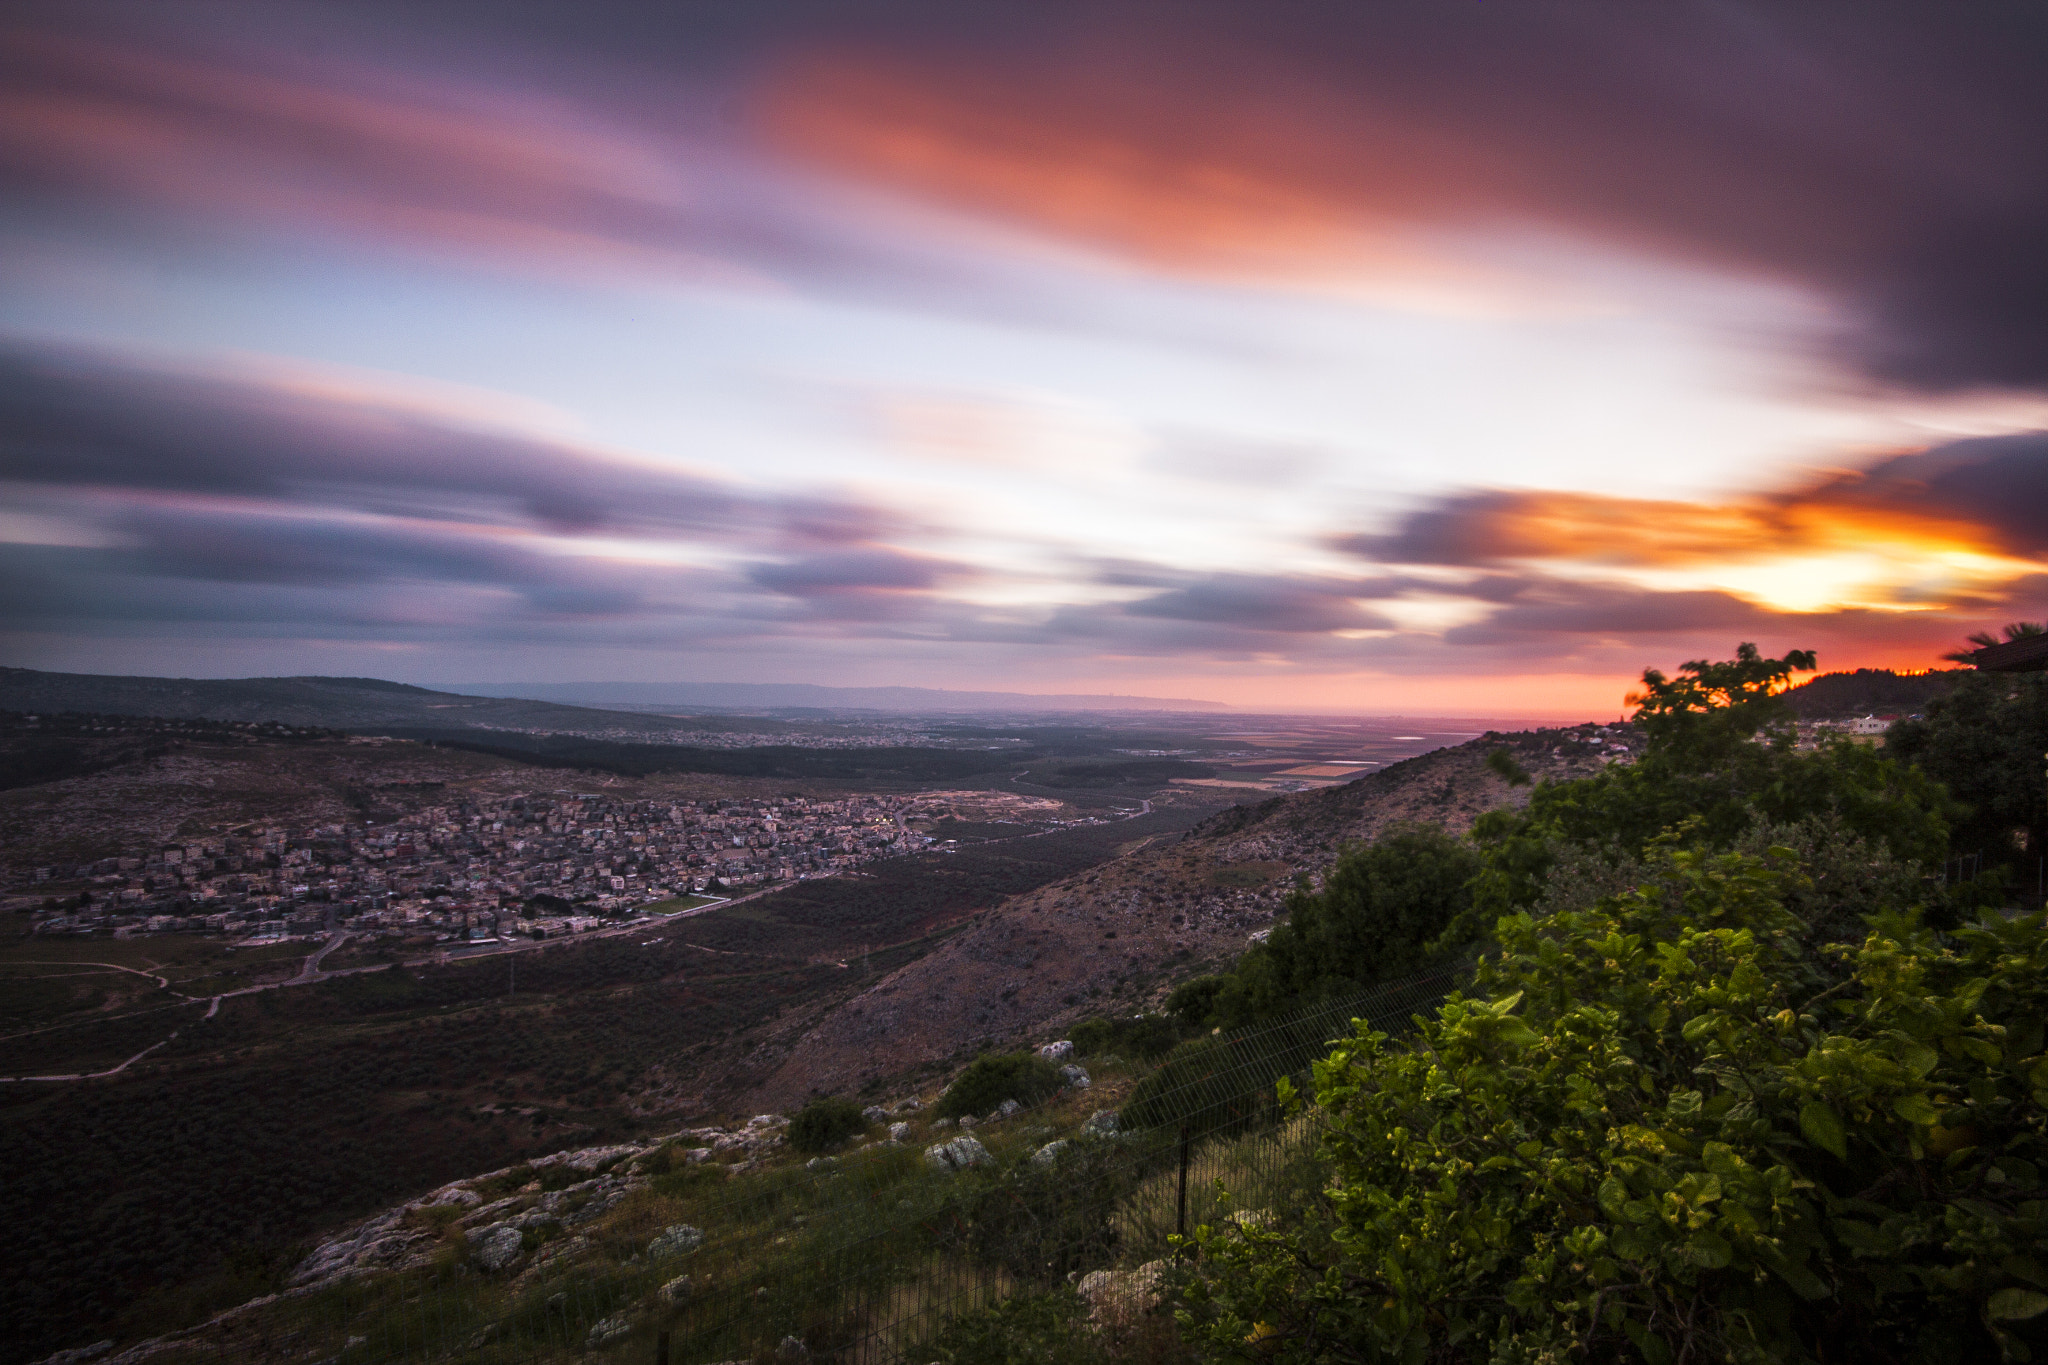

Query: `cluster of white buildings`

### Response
(26, 790, 939, 941)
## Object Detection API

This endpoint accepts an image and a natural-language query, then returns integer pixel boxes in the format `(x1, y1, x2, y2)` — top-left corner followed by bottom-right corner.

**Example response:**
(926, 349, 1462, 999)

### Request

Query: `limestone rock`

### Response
(469, 1223, 524, 1271)
(1076, 1261, 1166, 1330)
(992, 1098, 1022, 1119)
(530, 1142, 644, 1173)
(776, 1334, 810, 1360)
(1060, 1064, 1091, 1089)
(39, 1342, 113, 1365)
(1030, 1139, 1070, 1168)
(894, 1097, 923, 1112)
(648, 1224, 704, 1260)
(586, 1313, 634, 1348)
(861, 1105, 890, 1124)
(291, 1207, 431, 1287)
(1037, 1040, 1075, 1061)
(957, 1115, 978, 1130)
(923, 1136, 991, 1172)
(660, 1274, 692, 1305)
(1083, 1110, 1120, 1137)
(685, 1147, 713, 1164)
(805, 1157, 837, 1172)
(930, 1117, 953, 1130)
(887, 1121, 912, 1141)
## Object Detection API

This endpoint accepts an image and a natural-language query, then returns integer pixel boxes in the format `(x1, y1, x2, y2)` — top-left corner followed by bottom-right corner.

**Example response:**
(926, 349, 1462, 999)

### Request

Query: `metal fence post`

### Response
(1176, 1122, 1191, 1248)
(656, 1327, 671, 1365)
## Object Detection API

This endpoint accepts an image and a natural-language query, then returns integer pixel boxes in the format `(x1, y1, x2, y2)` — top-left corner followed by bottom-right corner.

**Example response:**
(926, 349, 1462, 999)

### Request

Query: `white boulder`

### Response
(468, 1223, 524, 1271)
(1030, 1140, 1070, 1168)
(647, 1224, 704, 1259)
(923, 1136, 992, 1172)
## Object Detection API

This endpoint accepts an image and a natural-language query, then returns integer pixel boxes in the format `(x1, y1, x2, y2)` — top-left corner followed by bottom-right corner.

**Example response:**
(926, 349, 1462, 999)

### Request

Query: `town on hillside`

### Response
(20, 789, 1072, 944)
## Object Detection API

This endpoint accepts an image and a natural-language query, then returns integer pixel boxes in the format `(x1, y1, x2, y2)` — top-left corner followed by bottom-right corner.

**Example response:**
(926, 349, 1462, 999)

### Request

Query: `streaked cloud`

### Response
(3, 3, 2046, 711)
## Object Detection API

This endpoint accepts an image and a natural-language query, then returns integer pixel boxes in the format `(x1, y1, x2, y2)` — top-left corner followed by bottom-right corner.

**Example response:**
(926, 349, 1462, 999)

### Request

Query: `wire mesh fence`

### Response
(93, 967, 1466, 1365)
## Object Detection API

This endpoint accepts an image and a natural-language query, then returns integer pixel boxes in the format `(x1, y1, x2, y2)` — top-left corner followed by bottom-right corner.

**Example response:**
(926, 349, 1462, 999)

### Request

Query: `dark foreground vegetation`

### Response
(1147, 643, 2048, 1364)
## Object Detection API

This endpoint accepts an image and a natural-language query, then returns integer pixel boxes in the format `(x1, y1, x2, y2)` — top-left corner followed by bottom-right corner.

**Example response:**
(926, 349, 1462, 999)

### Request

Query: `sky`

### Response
(1, 0, 2045, 717)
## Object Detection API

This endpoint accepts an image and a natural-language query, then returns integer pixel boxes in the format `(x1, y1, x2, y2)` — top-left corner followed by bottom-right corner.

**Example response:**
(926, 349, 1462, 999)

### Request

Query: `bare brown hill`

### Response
(745, 734, 1611, 1109)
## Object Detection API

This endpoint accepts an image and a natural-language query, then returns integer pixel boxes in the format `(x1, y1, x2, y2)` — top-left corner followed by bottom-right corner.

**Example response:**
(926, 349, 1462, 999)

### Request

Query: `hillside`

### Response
(0, 667, 749, 737)
(1779, 667, 1962, 718)
(743, 731, 1612, 1109)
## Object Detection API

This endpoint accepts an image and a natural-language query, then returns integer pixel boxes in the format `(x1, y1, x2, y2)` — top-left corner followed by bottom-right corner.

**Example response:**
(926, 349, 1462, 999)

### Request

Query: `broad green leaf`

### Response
(1799, 1101, 1848, 1159)
(1988, 1288, 2048, 1321)
(1494, 1020, 1541, 1047)
(1892, 1092, 1940, 1126)
(1901, 1043, 1940, 1078)
(1960, 1036, 2003, 1066)
(1687, 1229, 1733, 1269)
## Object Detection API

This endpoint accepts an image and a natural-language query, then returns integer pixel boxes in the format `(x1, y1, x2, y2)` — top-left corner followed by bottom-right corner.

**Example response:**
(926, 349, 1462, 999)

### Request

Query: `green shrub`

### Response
(1069, 1013, 1183, 1060)
(934, 1053, 1062, 1119)
(926, 1287, 1106, 1365)
(947, 1136, 1167, 1282)
(788, 1096, 867, 1153)
(1163, 977, 1226, 1028)
(1175, 824, 1480, 1030)
(1122, 1036, 1281, 1138)
(1889, 669, 2048, 874)
(1184, 840, 2048, 1364)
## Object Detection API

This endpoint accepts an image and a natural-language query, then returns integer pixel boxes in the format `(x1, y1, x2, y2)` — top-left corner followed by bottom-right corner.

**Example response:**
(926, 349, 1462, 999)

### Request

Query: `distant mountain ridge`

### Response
(443, 680, 1231, 713)
(0, 667, 710, 735)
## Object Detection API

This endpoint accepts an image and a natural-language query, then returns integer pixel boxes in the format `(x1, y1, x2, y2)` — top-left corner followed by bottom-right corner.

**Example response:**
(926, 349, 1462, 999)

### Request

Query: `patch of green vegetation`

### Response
(789, 1097, 868, 1153)
(934, 1053, 1063, 1120)
(1067, 1014, 1183, 1061)
(1174, 825, 1479, 1031)
(925, 1286, 1106, 1365)
(1184, 840, 2048, 1365)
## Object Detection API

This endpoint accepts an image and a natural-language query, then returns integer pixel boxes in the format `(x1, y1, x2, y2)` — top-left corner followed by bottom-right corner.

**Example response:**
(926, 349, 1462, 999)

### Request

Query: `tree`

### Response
(1943, 620, 2048, 665)
(1629, 641, 1816, 770)
(1437, 644, 1951, 951)
(1176, 826, 1480, 1029)
(1889, 670, 2048, 870)
(1183, 842, 2048, 1364)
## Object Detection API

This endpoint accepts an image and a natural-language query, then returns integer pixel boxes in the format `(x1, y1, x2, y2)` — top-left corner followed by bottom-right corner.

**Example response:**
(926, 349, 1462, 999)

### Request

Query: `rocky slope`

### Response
(745, 733, 1612, 1109)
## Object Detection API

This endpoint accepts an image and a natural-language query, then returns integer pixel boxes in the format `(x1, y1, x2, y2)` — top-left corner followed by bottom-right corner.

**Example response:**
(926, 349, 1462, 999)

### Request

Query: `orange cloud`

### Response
(756, 49, 1552, 310)
(1343, 433, 2048, 624)
(1360, 489, 2001, 569)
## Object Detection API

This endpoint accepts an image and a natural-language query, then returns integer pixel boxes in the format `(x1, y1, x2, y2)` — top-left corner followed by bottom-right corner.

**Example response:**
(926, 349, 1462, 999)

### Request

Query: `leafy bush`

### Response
(1889, 670, 2048, 875)
(1170, 825, 1479, 1030)
(1442, 646, 1954, 955)
(949, 1137, 1161, 1282)
(1184, 840, 2048, 1364)
(1069, 1013, 1184, 1060)
(1122, 1035, 1291, 1140)
(927, 1287, 1106, 1365)
(1163, 976, 1226, 1028)
(788, 1096, 867, 1153)
(934, 1053, 1063, 1119)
